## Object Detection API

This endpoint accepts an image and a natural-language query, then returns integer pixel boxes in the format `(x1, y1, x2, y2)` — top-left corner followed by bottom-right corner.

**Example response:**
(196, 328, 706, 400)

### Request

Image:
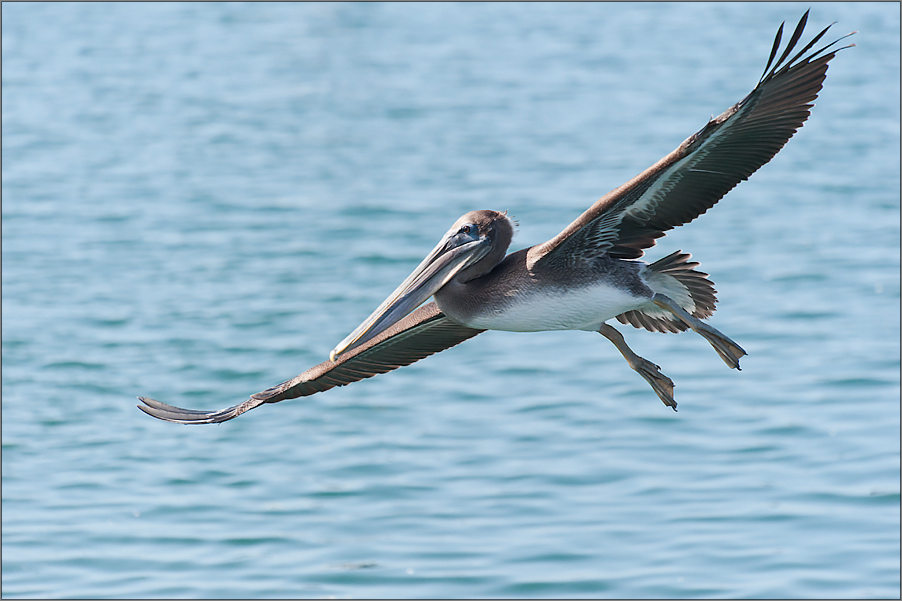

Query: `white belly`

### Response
(444, 283, 649, 332)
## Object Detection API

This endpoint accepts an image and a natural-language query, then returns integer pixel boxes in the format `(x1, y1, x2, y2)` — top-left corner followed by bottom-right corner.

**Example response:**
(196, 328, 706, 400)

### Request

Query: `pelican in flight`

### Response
(140, 12, 852, 424)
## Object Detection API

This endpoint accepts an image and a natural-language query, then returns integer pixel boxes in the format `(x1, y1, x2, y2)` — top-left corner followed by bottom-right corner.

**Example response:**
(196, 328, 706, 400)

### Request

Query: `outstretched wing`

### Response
(531, 11, 854, 268)
(138, 302, 484, 424)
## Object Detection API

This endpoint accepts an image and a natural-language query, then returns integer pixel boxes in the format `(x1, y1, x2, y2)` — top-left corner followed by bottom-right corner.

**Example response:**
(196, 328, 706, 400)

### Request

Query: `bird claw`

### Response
(629, 356, 677, 410)
(694, 322, 747, 370)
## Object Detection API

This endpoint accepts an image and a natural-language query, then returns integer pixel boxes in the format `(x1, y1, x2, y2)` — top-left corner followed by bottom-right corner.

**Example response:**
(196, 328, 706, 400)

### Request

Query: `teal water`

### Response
(3, 2, 899, 598)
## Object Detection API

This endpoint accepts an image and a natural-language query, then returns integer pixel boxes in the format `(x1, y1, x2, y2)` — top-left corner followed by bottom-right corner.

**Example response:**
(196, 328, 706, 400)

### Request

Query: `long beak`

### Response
(330, 231, 490, 361)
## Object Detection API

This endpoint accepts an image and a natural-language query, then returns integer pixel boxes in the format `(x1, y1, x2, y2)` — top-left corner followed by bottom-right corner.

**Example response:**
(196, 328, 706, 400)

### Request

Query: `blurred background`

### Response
(3, 2, 899, 598)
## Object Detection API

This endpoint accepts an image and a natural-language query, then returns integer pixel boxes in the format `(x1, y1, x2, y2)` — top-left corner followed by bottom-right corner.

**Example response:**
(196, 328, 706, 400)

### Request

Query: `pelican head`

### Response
(330, 210, 514, 361)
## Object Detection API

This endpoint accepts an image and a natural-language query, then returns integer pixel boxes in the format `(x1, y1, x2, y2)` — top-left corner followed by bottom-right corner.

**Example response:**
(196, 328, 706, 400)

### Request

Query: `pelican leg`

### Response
(599, 323, 677, 411)
(652, 293, 747, 370)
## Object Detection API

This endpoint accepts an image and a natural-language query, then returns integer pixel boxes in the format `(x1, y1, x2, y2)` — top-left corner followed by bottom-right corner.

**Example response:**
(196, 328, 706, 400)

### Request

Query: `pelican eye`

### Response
(458, 224, 475, 236)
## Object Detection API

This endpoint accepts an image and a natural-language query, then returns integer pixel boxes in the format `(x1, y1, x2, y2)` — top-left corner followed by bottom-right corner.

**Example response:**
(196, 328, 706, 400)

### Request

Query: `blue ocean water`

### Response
(2, 2, 899, 598)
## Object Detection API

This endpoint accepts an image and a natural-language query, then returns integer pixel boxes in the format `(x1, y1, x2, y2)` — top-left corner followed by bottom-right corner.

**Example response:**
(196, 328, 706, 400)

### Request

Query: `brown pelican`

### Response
(139, 12, 852, 424)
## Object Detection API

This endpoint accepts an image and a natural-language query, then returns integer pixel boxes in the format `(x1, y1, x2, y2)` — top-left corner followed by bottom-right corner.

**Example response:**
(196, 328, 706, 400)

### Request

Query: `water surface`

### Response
(3, 2, 899, 598)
